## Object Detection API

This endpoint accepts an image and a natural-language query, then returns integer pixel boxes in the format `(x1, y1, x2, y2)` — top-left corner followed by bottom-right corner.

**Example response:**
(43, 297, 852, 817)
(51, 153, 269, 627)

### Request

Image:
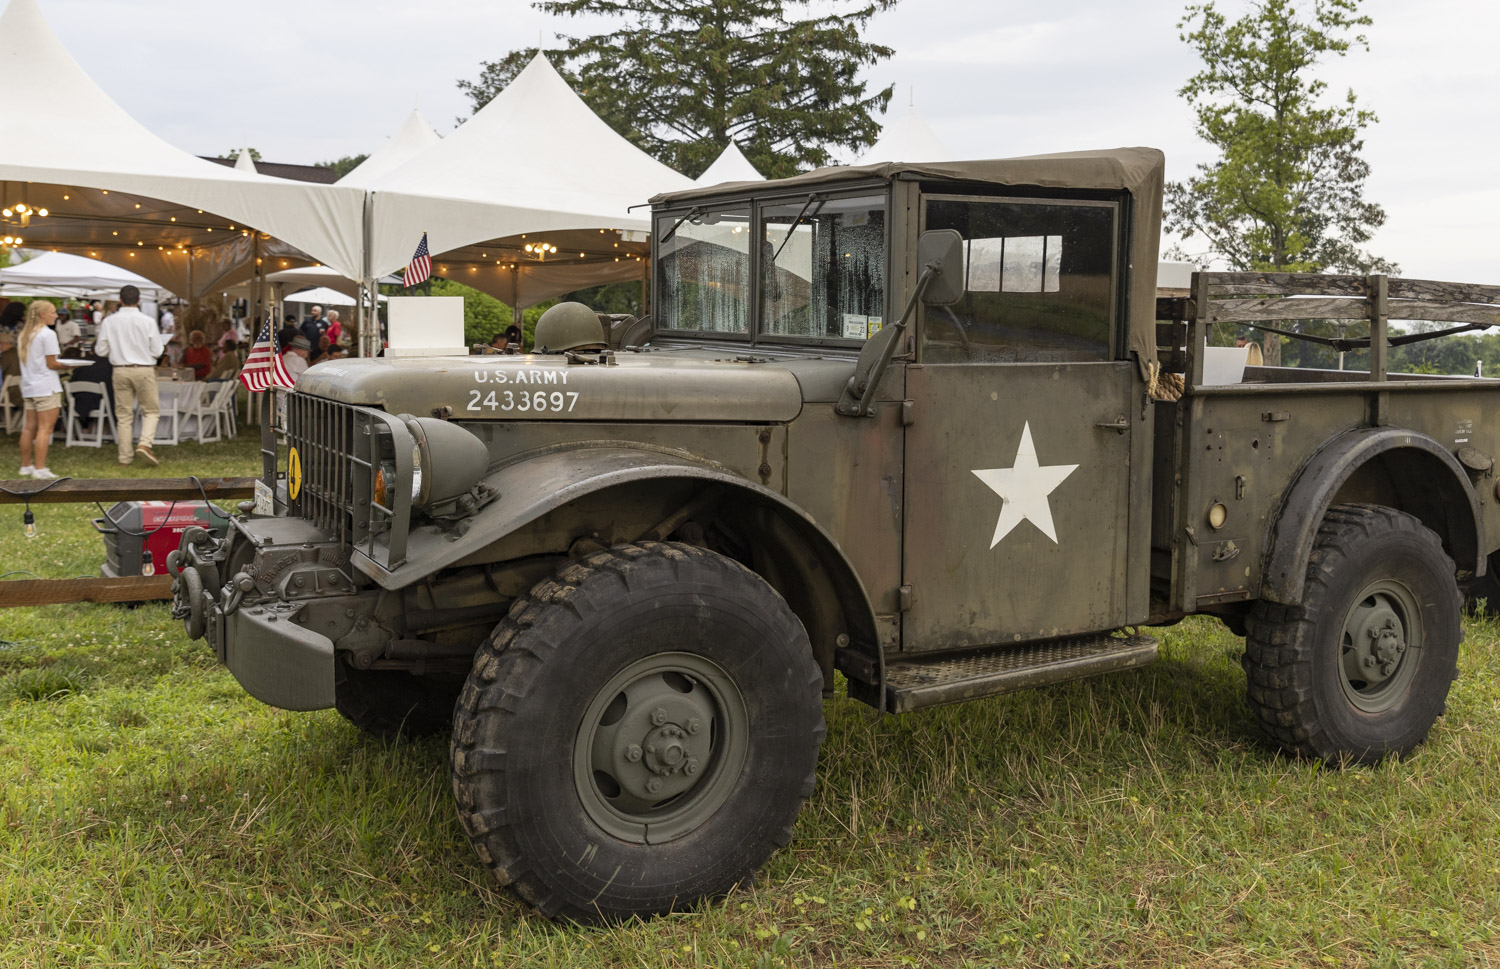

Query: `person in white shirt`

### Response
(16, 301, 82, 478)
(281, 334, 312, 381)
(53, 311, 82, 351)
(95, 284, 165, 466)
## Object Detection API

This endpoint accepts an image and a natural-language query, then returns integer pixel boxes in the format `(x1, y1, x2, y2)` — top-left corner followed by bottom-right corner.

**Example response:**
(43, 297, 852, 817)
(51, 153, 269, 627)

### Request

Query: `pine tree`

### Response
(458, 1, 899, 179)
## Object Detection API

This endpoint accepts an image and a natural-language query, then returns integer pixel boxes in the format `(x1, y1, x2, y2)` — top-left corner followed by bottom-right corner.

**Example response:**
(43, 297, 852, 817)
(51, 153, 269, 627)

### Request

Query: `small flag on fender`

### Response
(403, 232, 432, 288)
(239, 322, 295, 391)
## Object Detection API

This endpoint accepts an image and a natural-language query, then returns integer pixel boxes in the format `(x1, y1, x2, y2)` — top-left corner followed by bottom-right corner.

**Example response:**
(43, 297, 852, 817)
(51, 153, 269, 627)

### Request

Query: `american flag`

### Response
(238, 322, 296, 391)
(403, 232, 432, 288)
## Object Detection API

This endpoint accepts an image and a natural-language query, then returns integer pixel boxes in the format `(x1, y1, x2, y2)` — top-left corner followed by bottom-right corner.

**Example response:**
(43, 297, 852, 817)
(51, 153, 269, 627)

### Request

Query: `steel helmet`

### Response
(534, 302, 606, 353)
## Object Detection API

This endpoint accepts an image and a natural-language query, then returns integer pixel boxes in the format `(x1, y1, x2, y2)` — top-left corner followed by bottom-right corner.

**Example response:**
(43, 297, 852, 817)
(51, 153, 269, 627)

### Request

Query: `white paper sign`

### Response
(387, 296, 465, 357)
(842, 313, 868, 340)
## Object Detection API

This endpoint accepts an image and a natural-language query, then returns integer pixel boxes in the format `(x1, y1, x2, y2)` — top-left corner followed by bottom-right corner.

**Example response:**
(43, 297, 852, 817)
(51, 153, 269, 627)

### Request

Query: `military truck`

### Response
(171, 147, 1500, 921)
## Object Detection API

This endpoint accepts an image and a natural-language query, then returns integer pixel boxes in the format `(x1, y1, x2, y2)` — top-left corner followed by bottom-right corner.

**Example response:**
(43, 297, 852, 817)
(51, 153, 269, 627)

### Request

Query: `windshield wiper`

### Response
(659, 206, 704, 246)
(769, 195, 826, 265)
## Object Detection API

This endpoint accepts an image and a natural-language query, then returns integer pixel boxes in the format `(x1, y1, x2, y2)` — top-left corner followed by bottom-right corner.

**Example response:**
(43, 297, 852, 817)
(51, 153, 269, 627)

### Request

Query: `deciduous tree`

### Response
(1167, 0, 1396, 364)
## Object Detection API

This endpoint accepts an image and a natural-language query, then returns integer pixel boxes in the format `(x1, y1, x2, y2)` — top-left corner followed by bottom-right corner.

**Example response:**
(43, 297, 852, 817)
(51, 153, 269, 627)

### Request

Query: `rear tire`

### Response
(1244, 504, 1461, 764)
(451, 541, 825, 922)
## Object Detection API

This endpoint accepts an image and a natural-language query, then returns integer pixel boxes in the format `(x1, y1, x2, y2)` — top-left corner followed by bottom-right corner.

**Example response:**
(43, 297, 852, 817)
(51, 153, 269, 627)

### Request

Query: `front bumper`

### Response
(172, 517, 349, 712)
(224, 605, 335, 711)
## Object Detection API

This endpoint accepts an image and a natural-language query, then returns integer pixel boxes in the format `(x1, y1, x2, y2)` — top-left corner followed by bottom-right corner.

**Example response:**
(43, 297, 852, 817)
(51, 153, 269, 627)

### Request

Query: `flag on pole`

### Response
(238, 321, 296, 391)
(403, 232, 432, 288)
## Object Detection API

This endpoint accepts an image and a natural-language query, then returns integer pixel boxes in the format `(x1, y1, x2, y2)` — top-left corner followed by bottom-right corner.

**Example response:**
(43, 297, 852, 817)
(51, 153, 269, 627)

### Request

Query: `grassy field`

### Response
(2, 431, 1499, 967)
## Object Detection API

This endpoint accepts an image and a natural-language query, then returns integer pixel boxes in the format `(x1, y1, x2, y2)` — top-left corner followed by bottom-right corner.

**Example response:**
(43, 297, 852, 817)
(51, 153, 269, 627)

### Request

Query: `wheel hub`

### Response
(574, 652, 748, 843)
(1340, 582, 1423, 713)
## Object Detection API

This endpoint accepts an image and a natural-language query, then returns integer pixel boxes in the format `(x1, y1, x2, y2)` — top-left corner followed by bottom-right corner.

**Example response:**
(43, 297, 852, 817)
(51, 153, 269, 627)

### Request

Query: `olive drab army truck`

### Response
(171, 147, 1500, 921)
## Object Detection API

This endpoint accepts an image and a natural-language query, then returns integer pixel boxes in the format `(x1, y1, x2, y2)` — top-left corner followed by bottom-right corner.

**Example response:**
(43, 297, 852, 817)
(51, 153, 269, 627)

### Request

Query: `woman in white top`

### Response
(17, 301, 81, 479)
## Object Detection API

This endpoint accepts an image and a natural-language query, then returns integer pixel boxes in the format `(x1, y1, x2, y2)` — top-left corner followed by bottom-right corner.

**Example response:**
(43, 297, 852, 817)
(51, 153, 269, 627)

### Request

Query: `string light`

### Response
(23, 509, 37, 539)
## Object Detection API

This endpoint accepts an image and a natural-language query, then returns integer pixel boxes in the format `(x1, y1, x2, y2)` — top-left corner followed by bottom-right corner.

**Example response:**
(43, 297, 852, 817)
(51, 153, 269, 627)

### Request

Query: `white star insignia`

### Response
(971, 422, 1079, 547)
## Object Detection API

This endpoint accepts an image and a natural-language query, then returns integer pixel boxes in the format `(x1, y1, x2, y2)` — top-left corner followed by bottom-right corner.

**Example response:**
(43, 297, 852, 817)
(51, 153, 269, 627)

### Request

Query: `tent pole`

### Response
(359, 191, 375, 358)
(511, 265, 521, 329)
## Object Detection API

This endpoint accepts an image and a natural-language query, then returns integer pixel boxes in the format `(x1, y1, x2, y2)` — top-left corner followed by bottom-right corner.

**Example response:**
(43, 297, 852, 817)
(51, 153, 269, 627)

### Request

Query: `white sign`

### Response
(386, 296, 465, 357)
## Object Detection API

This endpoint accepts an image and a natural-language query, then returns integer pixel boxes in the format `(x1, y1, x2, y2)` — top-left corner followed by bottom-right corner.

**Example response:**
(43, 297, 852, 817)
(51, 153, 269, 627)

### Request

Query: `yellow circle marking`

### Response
(287, 447, 303, 501)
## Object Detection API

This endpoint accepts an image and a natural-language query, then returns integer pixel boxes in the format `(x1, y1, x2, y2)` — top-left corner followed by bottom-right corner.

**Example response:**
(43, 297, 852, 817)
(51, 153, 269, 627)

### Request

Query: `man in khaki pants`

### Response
(95, 284, 165, 466)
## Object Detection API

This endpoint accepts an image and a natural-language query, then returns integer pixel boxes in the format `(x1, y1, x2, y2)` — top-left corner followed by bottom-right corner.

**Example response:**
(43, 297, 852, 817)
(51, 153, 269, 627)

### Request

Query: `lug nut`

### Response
(647, 778, 662, 794)
(645, 744, 656, 756)
(650, 707, 668, 726)
(625, 744, 642, 762)
(686, 717, 701, 735)
(685, 759, 699, 776)
(1364, 657, 1376, 668)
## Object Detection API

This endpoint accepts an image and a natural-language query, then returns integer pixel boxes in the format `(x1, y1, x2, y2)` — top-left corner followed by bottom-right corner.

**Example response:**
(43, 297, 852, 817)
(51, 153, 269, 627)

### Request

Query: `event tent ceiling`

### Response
(338, 109, 442, 188)
(0, 0, 365, 294)
(366, 54, 692, 280)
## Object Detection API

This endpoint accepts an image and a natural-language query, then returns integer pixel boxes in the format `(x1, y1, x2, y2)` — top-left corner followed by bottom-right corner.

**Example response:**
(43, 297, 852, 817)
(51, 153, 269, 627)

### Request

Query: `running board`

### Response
(883, 632, 1158, 713)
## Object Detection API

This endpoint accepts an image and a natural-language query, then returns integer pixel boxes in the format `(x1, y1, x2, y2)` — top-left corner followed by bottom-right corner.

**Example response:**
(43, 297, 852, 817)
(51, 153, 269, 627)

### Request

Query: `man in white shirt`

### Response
(53, 311, 82, 351)
(281, 334, 312, 381)
(95, 284, 165, 466)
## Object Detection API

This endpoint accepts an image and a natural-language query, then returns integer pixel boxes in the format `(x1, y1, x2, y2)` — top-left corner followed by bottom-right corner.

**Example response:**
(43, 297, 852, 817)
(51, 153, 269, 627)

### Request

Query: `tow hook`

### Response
(221, 572, 256, 617)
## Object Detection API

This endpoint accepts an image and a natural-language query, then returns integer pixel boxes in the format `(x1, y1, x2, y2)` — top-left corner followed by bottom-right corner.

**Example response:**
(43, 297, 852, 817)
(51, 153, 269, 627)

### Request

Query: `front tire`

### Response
(451, 542, 825, 922)
(1244, 504, 1461, 764)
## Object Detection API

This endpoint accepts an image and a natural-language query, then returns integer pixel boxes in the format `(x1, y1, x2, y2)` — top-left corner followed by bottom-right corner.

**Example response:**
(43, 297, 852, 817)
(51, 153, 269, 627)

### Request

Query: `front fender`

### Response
(350, 442, 879, 648)
(1261, 426, 1484, 605)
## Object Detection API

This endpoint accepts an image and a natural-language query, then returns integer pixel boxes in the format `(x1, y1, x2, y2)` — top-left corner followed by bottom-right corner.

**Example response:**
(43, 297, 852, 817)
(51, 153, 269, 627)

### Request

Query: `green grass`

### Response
(2, 431, 1500, 967)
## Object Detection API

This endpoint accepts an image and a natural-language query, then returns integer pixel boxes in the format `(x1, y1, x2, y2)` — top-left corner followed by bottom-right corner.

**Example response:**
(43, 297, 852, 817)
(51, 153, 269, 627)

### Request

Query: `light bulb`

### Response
(37, 208, 47, 217)
(23, 509, 37, 538)
(1, 208, 10, 217)
(15, 203, 27, 213)
(524, 244, 533, 252)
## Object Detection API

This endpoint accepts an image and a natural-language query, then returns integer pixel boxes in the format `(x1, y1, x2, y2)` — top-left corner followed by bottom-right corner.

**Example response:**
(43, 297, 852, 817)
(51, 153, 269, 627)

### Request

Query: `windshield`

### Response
(655, 192, 888, 341)
(656, 206, 752, 334)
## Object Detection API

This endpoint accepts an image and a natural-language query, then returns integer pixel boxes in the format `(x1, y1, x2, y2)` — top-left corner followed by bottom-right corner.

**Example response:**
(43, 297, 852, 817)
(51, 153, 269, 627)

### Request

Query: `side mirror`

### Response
(917, 229, 965, 306)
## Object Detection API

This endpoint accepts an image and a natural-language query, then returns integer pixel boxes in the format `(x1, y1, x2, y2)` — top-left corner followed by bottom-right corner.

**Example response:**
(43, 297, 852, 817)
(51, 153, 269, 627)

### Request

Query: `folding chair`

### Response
(203, 380, 240, 440)
(1, 375, 21, 434)
(63, 380, 115, 448)
(147, 381, 186, 446)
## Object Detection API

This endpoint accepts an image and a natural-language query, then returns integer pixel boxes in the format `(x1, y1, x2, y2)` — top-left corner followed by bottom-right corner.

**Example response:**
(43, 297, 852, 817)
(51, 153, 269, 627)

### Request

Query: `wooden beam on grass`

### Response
(0, 476, 257, 505)
(0, 575, 173, 607)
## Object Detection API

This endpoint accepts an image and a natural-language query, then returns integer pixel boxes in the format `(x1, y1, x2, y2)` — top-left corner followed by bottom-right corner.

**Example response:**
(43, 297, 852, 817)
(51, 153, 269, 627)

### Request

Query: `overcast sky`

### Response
(36, 0, 1500, 282)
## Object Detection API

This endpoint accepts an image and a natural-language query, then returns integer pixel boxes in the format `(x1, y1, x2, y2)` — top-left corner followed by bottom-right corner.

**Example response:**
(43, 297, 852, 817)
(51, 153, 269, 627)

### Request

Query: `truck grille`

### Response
(286, 395, 358, 546)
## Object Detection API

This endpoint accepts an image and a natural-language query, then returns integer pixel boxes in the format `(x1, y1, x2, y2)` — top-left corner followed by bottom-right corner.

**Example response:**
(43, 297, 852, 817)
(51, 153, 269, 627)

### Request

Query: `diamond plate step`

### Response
(883, 632, 1158, 713)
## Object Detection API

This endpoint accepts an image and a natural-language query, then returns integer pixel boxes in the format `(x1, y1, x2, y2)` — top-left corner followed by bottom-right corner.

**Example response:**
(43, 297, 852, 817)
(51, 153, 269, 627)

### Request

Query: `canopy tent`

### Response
(0, 0, 366, 302)
(0, 249, 167, 299)
(854, 104, 952, 165)
(337, 109, 441, 187)
(367, 54, 693, 283)
(695, 142, 764, 186)
(284, 285, 371, 309)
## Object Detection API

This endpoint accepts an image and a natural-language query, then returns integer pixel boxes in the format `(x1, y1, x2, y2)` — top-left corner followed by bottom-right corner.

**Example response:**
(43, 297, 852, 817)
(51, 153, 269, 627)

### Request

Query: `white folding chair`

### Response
(63, 380, 115, 448)
(181, 381, 230, 443)
(147, 381, 186, 446)
(203, 380, 239, 440)
(1, 375, 21, 434)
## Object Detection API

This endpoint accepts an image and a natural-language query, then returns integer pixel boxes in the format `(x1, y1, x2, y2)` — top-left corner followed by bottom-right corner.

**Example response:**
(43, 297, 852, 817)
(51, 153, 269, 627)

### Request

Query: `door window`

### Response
(922, 198, 1117, 363)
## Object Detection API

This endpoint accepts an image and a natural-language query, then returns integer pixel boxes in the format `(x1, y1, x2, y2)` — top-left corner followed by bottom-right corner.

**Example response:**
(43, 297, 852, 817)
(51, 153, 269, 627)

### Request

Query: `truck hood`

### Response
(295, 350, 858, 422)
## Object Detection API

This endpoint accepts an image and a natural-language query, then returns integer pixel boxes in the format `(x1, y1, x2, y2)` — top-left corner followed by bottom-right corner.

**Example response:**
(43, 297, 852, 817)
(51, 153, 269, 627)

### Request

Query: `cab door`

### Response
(900, 195, 1138, 651)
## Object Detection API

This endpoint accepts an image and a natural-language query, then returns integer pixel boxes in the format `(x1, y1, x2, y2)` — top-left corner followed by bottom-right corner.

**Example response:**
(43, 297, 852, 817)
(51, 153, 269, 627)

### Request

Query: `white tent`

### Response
(284, 286, 367, 309)
(0, 0, 366, 295)
(367, 54, 693, 281)
(0, 249, 165, 297)
(855, 104, 952, 165)
(233, 149, 256, 173)
(337, 109, 442, 188)
(696, 142, 764, 186)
